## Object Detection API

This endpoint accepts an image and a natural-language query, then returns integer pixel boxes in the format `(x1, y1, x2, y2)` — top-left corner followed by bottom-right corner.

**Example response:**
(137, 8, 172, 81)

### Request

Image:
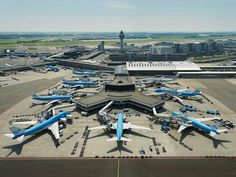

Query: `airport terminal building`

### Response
(126, 61, 201, 75)
(76, 66, 165, 113)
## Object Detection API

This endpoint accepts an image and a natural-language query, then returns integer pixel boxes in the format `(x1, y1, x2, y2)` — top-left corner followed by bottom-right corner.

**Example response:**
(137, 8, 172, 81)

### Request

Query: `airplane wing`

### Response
(45, 99, 60, 106)
(88, 125, 107, 130)
(76, 91, 98, 94)
(210, 131, 217, 137)
(177, 124, 191, 133)
(106, 136, 132, 142)
(194, 117, 220, 122)
(123, 123, 151, 130)
(149, 92, 167, 96)
(48, 122, 60, 140)
(12, 120, 38, 125)
(172, 95, 184, 102)
(177, 89, 188, 92)
(71, 85, 84, 89)
(120, 137, 132, 141)
(68, 90, 77, 95)
(111, 123, 117, 129)
(217, 129, 228, 133)
(106, 137, 118, 141)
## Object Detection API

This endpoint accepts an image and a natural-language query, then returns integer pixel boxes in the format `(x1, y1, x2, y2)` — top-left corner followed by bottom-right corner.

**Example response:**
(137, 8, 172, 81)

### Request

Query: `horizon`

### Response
(1, 31, 236, 33)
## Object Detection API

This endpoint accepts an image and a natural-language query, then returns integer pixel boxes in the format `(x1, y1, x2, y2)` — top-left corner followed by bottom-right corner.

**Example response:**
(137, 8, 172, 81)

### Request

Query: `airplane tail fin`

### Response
(32, 93, 38, 99)
(4, 126, 25, 141)
(193, 89, 201, 95)
(61, 78, 66, 82)
(175, 73, 179, 78)
(170, 73, 179, 80)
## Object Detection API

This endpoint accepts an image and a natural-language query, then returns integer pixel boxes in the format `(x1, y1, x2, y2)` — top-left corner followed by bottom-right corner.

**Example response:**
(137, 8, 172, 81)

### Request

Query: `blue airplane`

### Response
(171, 111, 228, 137)
(73, 70, 99, 76)
(45, 65, 59, 72)
(32, 93, 73, 105)
(154, 88, 202, 102)
(5, 111, 70, 142)
(62, 80, 97, 86)
(89, 112, 151, 142)
(142, 74, 178, 84)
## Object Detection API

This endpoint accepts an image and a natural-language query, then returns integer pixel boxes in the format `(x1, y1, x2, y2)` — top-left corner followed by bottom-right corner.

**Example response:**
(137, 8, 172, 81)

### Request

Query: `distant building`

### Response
(194, 43, 202, 53)
(172, 40, 224, 54)
(150, 46, 173, 55)
(98, 41, 105, 52)
(181, 44, 189, 53)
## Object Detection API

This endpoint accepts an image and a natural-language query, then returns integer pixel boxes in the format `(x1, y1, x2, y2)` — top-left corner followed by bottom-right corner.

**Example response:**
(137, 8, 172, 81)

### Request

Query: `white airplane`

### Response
(148, 88, 202, 103)
(5, 112, 71, 144)
(0, 77, 7, 82)
(89, 112, 151, 142)
(141, 74, 178, 85)
(172, 112, 228, 137)
(4, 63, 14, 68)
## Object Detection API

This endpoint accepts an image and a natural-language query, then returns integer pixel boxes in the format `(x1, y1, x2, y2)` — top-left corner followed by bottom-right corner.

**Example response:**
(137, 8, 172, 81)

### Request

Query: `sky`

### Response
(0, 0, 236, 32)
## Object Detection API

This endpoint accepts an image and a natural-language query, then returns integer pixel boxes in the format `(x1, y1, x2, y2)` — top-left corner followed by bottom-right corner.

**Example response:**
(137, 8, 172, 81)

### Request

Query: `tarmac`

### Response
(0, 77, 62, 114)
(0, 70, 236, 159)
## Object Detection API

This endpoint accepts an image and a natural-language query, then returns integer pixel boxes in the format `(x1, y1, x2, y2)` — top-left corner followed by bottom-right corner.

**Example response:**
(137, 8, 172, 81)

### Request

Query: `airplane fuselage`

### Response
(33, 95, 72, 101)
(172, 112, 219, 135)
(13, 112, 70, 139)
(62, 81, 97, 86)
(73, 71, 97, 76)
(155, 89, 200, 97)
(116, 113, 124, 141)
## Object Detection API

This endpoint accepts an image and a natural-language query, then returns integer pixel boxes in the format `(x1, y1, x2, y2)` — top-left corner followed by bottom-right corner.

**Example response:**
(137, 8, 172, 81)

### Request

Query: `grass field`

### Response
(1, 34, 236, 49)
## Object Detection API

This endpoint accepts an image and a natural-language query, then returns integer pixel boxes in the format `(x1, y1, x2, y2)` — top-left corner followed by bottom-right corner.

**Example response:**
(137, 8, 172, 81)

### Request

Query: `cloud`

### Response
(104, 1, 136, 10)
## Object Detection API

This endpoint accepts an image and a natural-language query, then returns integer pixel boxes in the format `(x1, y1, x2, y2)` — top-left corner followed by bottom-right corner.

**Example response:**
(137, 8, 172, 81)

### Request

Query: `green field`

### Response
(1, 34, 236, 49)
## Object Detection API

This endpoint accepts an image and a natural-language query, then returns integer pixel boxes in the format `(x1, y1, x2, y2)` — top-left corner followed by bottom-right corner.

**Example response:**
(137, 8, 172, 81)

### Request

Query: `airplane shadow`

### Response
(180, 127, 230, 149)
(195, 128, 231, 149)
(3, 131, 45, 157)
(127, 130, 153, 140)
(185, 97, 204, 104)
(107, 141, 132, 154)
(88, 130, 114, 139)
(29, 102, 45, 108)
(3, 130, 59, 157)
(179, 128, 195, 143)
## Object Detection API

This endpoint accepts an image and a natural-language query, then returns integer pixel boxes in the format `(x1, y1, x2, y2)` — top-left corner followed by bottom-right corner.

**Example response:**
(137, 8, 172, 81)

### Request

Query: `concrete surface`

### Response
(0, 73, 236, 158)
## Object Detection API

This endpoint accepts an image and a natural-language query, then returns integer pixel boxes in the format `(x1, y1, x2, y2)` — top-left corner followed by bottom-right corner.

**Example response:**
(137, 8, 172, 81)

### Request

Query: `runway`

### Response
(0, 77, 62, 115)
(0, 158, 236, 177)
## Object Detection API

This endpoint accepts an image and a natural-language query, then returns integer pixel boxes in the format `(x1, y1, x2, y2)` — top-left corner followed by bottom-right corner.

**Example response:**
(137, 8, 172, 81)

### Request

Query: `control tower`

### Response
(119, 30, 125, 51)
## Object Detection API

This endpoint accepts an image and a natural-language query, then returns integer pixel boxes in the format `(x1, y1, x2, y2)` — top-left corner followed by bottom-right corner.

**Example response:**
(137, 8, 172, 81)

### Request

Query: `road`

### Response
(0, 158, 235, 177)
